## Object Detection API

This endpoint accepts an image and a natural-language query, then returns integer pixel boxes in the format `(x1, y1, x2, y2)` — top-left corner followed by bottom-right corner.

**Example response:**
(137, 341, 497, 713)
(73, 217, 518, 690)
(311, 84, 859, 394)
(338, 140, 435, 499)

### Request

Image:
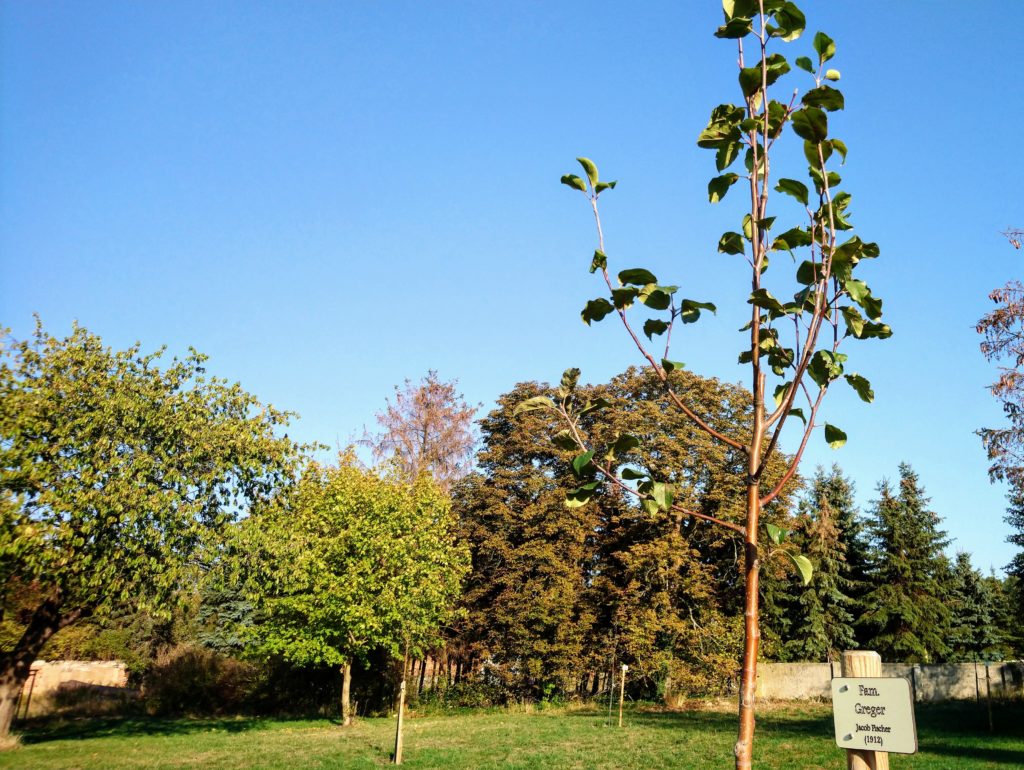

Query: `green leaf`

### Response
(739, 67, 763, 97)
(765, 522, 785, 545)
(788, 407, 806, 425)
(845, 279, 883, 320)
(661, 359, 685, 373)
(679, 299, 716, 324)
(844, 373, 874, 403)
(560, 174, 587, 193)
(773, 382, 791, 407)
(824, 69, 841, 81)
(708, 173, 740, 203)
(790, 107, 828, 144)
(775, 178, 809, 207)
(795, 55, 814, 74)
(621, 467, 647, 481)
(840, 305, 865, 338)
(644, 319, 669, 339)
(813, 31, 836, 64)
(772, 227, 813, 254)
(550, 430, 578, 451)
(802, 85, 845, 112)
(638, 284, 675, 311)
(787, 552, 814, 585)
(565, 482, 599, 508)
(572, 450, 595, 477)
(748, 288, 786, 315)
(824, 423, 847, 449)
(612, 287, 639, 309)
(513, 396, 556, 416)
(557, 367, 581, 398)
(618, 268, 658, 286)
(590, 250, 607, 274)
(722, 0, 757, 19)
(715, 16, 753, 38)
(641, 498, 660, 515)
(719, 232, 745, 255)
(606, 434, 641, 461)
(595, 181, 617, 194)
(807, 350, 847, 387)
(577, 157, 598, 188)
(581, 298, 614, 325)
(579, 397, 613, 417)
(650, 482, 673, 511)
(716, 140, 743, 171)
(767, 2, 805, 41)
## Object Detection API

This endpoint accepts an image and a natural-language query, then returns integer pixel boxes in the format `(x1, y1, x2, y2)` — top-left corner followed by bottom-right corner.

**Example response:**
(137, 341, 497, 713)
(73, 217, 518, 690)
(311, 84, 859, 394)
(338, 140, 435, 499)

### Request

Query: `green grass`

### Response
(2, 700, 1022, 769)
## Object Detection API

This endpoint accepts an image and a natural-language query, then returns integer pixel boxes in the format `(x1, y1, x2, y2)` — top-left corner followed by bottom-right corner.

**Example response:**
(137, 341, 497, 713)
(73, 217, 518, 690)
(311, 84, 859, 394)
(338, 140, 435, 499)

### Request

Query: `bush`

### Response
(141, 645, 260, 715)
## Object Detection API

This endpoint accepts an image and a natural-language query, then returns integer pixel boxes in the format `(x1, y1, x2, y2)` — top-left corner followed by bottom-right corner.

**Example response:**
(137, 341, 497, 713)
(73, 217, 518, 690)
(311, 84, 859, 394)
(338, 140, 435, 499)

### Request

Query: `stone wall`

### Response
(756, 661, 1024, 702)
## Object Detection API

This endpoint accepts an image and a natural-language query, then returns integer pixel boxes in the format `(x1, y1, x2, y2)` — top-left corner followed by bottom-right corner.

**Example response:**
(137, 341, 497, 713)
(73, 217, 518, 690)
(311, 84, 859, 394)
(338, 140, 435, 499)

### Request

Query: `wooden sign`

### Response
(831, 677, 917, 755)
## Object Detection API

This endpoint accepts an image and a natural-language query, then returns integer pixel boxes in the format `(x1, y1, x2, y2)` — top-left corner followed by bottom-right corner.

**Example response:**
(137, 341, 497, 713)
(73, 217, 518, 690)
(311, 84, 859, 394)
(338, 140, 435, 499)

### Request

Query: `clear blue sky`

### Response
(2, 2, 1021, 573)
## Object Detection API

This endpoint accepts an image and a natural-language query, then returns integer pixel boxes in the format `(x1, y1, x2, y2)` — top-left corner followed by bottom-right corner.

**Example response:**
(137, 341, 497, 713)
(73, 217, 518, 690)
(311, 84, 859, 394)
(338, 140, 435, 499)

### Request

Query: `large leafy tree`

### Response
(0, 321, 303, 736)
(858, 464, 951, 663)
(232, 455, 468, 725)
(363, 371, 477, 493)
(521, 3, 888, 765)
(457, 367, 795, 699)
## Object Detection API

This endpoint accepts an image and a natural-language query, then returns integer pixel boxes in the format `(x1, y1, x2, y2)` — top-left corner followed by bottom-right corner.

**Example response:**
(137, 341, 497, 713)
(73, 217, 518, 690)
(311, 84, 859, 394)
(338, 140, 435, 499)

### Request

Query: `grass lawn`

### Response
(2, 700, 1022, 769)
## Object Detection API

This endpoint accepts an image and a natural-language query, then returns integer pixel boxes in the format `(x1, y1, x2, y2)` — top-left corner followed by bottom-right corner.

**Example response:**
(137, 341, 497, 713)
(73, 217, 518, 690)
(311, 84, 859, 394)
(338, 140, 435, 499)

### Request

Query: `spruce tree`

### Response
(780, 473, 857, 662)
(945, 552, 1001, 662)
(859, 464, 952, 663)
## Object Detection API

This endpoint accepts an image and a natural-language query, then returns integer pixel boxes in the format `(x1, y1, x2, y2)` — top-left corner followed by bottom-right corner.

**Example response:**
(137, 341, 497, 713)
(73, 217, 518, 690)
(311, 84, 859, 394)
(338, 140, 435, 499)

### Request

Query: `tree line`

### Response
(3, 323, 1020, 743)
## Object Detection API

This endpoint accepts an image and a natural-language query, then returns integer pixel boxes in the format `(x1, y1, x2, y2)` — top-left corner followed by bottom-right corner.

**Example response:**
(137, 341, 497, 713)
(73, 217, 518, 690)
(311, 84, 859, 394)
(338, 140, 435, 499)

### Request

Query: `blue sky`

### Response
(2, 2, 1021, 573)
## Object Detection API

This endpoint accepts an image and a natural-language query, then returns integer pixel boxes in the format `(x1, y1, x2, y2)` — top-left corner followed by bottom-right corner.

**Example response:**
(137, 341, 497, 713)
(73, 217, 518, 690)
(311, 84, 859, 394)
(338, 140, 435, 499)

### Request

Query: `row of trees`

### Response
(442, 371, 1021, 707)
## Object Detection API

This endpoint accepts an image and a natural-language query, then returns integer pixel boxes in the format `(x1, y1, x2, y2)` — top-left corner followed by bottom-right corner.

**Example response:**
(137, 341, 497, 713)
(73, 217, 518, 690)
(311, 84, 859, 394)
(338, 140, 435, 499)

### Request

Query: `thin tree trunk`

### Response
(590, 671, 600, 697)
(340, 661, 352, 727)
(0, 598, 85, 739)
(734, 374, 765, 770)
(418, 656, 427, 695)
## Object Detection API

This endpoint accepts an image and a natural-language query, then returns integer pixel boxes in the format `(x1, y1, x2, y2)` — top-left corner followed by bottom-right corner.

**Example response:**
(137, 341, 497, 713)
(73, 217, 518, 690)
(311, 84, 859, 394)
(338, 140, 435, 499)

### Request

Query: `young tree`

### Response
(364, 371, 477, 492)
(231, 455, 468, 727)
(519, 4, 888, 765)
(858, 464, 951, 663)
(0, 321, 303, 737)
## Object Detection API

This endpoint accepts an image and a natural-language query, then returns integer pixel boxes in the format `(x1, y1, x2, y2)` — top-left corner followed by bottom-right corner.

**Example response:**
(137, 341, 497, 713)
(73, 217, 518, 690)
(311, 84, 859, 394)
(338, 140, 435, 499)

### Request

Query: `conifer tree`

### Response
(859, 464, 951, 663)
(779, 475, 856, 661)
(946, 552, 1001, 662)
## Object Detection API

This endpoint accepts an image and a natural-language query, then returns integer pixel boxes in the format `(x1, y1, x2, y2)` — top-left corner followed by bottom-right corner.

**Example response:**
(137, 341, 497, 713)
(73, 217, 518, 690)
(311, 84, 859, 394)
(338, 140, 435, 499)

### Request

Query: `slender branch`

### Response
(759, 385, 828, 506)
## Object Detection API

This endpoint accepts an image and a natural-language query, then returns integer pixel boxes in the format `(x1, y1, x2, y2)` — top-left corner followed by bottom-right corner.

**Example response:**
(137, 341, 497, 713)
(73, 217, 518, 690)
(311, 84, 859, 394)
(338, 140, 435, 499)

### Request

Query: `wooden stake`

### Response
(618, 664, 628, 727)
(393, 652, 408, 765)
(985, 664, 993, 733)
(840, 651, 889, 770)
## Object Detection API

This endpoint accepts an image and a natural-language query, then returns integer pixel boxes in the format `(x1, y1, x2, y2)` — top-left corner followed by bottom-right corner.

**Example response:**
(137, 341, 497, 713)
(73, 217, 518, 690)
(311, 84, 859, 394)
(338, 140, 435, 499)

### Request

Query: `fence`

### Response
(755, 660, 1024, 702)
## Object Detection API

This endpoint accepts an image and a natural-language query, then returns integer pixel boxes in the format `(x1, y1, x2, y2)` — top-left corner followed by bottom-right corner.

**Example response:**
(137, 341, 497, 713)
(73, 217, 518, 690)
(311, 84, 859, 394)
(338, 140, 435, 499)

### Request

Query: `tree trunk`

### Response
(418, 656, 427, 695)
(340, 661, 352, 727)
(0, 598, 84, 739)
(734, 385, 765, 769)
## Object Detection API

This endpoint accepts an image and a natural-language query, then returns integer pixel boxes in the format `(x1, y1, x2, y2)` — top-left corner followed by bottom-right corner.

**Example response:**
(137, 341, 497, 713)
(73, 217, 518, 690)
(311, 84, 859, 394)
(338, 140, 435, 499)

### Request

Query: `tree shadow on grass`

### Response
(17, 715, 329, 745)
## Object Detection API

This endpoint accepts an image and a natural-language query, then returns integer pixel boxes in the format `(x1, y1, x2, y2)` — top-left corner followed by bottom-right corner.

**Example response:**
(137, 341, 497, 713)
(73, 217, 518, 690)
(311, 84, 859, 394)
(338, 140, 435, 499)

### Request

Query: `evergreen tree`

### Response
(859, 464, 951, 663)
(945, 552, 1002, 662)
(780, 482, 856, 662)
(1004, 484, 1024, 629)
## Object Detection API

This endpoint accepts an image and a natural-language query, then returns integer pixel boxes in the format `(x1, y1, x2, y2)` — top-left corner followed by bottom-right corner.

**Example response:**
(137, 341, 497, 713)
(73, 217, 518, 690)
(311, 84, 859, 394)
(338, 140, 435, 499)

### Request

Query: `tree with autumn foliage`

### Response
(519, 3, 889, 766)
(364, 371, 477, 493)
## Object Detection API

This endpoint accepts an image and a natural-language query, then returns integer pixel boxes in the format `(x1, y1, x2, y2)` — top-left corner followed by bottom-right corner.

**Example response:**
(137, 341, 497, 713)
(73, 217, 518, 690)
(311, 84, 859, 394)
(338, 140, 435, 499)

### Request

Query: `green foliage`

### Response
(0, 320, 303, 651)
(231, 455, 469, 667)
(945, 552, 1005, 662)
(858, 465, 952, 663)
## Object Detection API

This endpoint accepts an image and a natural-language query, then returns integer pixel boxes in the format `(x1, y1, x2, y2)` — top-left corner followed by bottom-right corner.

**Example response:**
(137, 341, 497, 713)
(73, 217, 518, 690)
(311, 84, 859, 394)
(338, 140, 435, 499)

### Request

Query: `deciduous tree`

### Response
(364, 372, 477, 492)
(0, 321, 303, 737)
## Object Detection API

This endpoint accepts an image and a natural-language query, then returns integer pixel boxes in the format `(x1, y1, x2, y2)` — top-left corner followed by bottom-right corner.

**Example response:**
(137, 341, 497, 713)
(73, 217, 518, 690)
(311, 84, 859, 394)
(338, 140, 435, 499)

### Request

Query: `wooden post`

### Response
(618, 664, 628, 727)
(985, 664, 993, 733)
(840, 651, 889, 770)
(393, 671, 407, 765)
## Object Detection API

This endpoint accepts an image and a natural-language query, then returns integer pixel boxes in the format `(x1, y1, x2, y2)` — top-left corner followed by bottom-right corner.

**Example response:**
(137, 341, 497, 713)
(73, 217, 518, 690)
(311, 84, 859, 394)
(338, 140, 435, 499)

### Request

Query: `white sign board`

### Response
(831, 677, 917, 754)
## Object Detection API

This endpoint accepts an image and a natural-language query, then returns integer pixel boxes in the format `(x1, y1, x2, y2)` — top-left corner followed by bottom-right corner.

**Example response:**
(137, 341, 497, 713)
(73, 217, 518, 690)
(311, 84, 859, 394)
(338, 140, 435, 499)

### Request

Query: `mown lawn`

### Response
(2, 700, 1022, 769)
